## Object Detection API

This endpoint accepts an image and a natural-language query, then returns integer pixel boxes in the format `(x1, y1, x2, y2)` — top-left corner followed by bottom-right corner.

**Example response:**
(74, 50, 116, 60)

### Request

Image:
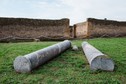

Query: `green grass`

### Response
(0, 38, 126, 84)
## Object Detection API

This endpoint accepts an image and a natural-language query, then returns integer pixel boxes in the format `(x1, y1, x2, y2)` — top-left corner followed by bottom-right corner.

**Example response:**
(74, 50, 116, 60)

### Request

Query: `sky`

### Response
(0, 0, 126, 25)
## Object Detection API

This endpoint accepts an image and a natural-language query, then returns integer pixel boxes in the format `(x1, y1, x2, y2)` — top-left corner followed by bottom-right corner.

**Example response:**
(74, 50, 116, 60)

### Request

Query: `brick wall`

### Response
(0, 17, 70, 41)
(74, 22, 88, 38)
(87, 18, 126, 37)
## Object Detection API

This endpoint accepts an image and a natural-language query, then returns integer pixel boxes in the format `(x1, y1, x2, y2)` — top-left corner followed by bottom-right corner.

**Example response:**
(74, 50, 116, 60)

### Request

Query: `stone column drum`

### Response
(13, 40, 71, 73)
(82, 42, 114, 71)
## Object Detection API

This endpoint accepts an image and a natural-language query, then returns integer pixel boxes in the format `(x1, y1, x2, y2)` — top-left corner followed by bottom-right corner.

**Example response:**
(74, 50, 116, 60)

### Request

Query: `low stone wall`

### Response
(88, 18, 126, 37)
(0, 17, 70, 42)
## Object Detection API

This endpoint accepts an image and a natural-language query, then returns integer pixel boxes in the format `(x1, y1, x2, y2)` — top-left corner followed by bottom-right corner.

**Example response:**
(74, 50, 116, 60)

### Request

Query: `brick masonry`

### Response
(0, 17, 126, 42)
(73, 18, 126, 38)
(0, 17, 70, 41)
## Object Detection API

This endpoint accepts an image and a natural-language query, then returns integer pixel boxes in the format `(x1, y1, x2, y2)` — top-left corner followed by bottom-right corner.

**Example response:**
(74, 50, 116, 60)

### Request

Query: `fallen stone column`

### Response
(14, 40, 71, 73)
(82, 42, 114, 71)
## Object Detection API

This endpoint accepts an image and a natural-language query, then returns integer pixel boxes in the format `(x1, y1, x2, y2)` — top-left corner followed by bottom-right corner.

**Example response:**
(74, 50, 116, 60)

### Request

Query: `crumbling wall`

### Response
(87, 18, 126, 37)
(74, 22, 88, 38)
(69, 26, 74, 38)
(0, 17, 69, 42)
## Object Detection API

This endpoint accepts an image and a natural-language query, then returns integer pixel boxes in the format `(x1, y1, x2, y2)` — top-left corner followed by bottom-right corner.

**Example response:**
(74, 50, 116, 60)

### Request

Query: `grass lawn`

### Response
(0, 37, 126, 84)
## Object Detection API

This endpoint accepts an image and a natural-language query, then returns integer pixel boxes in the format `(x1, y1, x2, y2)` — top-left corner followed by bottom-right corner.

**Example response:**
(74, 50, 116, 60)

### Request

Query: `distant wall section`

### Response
(88, 18, 126, 37)
(74, 22, 88, 38)
(0, 17, 70, 41)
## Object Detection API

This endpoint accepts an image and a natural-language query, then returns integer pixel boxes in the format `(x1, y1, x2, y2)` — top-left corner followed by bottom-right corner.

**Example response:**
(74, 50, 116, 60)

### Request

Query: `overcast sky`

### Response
(0, 0, 126, 25)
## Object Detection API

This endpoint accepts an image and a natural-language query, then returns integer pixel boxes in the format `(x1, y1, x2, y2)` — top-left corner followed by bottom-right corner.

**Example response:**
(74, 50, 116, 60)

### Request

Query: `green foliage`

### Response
(0, 38, 126, 83)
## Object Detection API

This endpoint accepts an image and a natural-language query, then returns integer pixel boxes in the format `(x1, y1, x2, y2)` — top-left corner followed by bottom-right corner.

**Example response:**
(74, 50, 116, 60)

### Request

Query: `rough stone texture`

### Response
(0, 17, 70, 42)
(69, 26, 74, 38)
(73, 18, 126, 38)
(82, 42, 114, 71)
(13, 40, 71, 73)
(72, 45, 79, 51)
(87, 18, 126, 37)
(14, 56, 31, 73)
(74, 22, 88, 38)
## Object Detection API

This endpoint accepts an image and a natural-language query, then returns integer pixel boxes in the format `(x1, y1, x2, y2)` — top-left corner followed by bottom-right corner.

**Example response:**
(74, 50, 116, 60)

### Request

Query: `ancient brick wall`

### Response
(74, 22, 88, 38)
(69, 26, 74, 38)
(87, 18, 126, 37)
(0, 17, 69, 42)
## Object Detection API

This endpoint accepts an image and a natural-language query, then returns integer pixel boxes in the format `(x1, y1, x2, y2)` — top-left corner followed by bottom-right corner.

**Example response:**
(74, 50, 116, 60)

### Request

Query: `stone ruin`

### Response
(13, 40, 115, 73)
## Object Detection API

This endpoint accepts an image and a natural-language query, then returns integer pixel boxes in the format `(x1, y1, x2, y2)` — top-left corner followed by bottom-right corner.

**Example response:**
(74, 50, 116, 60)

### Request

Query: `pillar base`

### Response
(13, 56, 32, 73)
(91, 56, 114, 71)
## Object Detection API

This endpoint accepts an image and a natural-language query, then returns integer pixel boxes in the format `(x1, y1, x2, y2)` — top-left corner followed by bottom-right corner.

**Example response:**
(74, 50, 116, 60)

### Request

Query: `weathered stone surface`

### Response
(13, 40, 71, 73)
(72, 45, 79, 51)
(0, 18, 70, 42)
(13, 56, 31, 73)
(82, 42, 114, 71)
(34, 38, 40, 42)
